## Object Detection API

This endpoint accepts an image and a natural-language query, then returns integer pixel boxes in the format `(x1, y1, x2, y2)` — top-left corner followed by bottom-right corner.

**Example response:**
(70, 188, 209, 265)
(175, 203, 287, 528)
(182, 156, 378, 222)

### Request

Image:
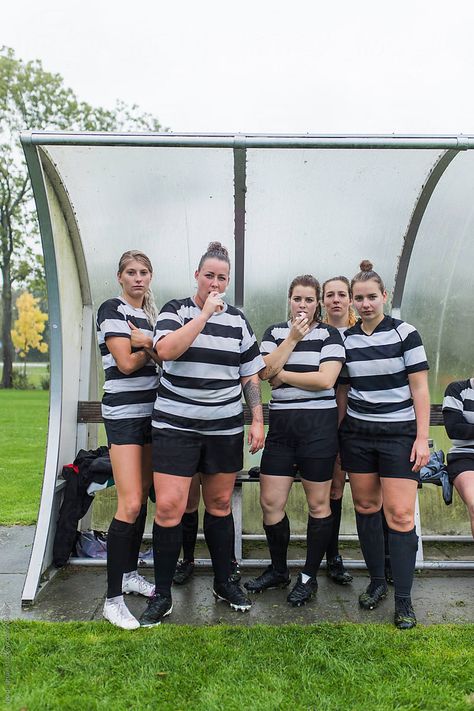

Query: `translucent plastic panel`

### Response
(402, 150, 474, 402)
(244, 148, 441, 341)
(45, 146, 235, 310)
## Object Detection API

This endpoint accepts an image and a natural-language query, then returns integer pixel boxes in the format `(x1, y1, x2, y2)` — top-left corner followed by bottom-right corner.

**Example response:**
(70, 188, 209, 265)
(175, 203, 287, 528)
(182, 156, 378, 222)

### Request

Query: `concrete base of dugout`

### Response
(1, 527, 473, 625)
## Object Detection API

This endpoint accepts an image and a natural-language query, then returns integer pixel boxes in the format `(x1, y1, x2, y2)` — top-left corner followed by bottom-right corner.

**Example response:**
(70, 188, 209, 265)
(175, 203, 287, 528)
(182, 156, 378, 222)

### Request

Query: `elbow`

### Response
(117, 362, 135, 376)
(258, 368, 269, 381)
(156, 344, 171, 361)
(319, 377, 336, 391)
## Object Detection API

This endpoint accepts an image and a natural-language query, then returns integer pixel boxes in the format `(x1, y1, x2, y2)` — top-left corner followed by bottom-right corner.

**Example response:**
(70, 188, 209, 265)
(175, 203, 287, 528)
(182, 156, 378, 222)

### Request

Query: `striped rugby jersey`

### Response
(260, 321, 345, 410)
(340, 315, 428, 425)
(152, 297, 265, 435)
(97, 297, 159, 420)
(443, 379, 474, 460)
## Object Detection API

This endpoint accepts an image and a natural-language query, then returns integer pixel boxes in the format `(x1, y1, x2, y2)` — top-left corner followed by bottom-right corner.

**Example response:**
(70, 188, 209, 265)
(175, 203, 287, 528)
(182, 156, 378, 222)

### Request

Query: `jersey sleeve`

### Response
(397, 322, 429, 373)
(443, 381, 474, 439)
(239, 316, 266, 376)
(153, 300, 183, 347)
(320, 327, 346, 365)
(97, 300, 130, 340)
(260, 325, 277, 357)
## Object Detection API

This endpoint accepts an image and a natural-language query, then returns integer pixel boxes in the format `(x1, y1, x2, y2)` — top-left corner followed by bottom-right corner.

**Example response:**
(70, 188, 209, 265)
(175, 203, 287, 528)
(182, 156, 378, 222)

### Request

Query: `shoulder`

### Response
(390, 317, 418, 338)
(444, 379, 471, 398)
(97, 298, 123, 319)
(263, 321, 288, 335)
(342, 321, 362, 339)
(159, 297, 191, 314)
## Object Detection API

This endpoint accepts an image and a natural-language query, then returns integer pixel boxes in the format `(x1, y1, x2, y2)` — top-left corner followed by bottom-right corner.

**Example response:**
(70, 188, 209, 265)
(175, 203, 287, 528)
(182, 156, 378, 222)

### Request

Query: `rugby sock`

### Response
(326, 497, 343, 560)
(388, 527, 418, 598)
(152, 521, 182, 597)
(204, 510, 233, 584)
(181, 510, 199, 562)
(124, 503, 148, 573)
(355, 509, 386, 582)
(302, 513, 333, 578)
(264, 514, 290, 574)
(107, 518, 135, 598)
(381, 508, 391, 567)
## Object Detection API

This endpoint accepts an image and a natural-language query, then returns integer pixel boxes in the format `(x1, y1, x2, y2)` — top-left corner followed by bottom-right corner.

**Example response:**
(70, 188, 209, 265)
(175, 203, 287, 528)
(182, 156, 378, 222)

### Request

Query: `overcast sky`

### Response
(4, 0, 474, 134)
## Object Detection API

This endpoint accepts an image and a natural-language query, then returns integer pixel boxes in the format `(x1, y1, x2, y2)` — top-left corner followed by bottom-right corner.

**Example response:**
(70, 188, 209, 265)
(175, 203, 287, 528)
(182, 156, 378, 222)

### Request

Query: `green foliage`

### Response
(11, 369, 32, 390)
(1, 622, 473, 710)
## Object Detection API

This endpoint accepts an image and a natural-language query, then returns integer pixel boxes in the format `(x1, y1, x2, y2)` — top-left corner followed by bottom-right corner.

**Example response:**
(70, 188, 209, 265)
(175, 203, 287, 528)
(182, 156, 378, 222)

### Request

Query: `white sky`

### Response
(3, 0, 474, 134)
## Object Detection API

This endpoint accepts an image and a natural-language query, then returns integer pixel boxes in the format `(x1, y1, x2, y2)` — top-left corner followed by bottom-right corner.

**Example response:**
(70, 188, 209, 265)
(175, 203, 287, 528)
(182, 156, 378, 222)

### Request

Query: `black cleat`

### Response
(139, 593, 173, 627)
(244, 565, 291, 594)
(359, 580, 388, 610)
(213, 579, 252, 611)
(229, 558, 241, 584)
(173, 559, 195, 585)
(287, 573, 318, 607)
(326, 555, 353, 585)
(394, 597, 417, 630)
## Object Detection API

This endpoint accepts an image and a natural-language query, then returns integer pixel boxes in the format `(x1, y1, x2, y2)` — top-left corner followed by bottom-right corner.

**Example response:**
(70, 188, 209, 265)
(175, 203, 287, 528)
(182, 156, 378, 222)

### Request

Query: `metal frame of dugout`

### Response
(20, 131, 474, 606)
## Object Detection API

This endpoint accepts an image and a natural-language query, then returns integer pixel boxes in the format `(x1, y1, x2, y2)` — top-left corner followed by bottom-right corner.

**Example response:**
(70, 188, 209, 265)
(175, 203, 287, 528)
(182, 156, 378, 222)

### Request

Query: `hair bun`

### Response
(207, 241, 229, 258)
(359, 259, 373, 272)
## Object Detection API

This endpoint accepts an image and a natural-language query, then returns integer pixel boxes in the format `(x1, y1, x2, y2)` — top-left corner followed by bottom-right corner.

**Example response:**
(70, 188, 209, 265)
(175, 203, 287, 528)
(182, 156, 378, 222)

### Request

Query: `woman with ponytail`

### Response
(245, 275, 345, 607)
(139, 242, 265, 626)
(338, 260, 430, 629)
(96, 250, 160, 629)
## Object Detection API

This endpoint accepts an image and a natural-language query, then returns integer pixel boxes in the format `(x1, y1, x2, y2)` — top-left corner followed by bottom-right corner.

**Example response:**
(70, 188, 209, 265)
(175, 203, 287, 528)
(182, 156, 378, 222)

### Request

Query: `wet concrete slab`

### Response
(1, 527, 473, 625)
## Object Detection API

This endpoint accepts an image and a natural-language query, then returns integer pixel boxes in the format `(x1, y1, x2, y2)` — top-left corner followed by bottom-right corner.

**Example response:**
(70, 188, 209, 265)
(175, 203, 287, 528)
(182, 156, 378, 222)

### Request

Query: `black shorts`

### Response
(104, 417, 152, 446)
(339, 430, 419, 481)
(260, 408, 338, 482)
(152, 427, 244, 477)
(447, 457, 474, 481)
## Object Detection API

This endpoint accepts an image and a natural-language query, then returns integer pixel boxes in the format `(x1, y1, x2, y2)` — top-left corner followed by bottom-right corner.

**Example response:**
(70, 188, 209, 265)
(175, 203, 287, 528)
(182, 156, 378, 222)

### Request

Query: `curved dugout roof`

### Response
(20, 132, 474, 603)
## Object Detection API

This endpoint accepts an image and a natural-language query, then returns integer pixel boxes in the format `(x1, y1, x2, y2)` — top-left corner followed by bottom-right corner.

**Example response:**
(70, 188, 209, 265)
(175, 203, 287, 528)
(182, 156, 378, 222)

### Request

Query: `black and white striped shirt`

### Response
(152, 297, 265, 435)
(340, 315, 428, 427)
(261, 321, 345, 411)
(97, 297, 159, 420)
(443, 379, 474, 460)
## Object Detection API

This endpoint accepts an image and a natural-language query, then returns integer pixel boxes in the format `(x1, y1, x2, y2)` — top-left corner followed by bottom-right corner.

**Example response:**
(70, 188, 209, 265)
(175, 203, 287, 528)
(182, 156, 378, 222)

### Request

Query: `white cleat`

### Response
(122, 571, 155, 598)
(103, 598, 140, 630)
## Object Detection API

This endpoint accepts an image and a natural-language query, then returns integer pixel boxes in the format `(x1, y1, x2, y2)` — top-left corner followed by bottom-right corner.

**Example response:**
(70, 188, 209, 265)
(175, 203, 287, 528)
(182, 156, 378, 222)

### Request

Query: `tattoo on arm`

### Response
(243, 379, 263, 421)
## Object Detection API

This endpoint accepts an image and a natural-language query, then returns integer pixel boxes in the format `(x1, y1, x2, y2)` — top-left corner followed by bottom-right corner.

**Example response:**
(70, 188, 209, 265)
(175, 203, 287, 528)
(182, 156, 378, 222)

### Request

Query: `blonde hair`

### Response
(117, 250, 158, 325)
(322, 275, 358, 327)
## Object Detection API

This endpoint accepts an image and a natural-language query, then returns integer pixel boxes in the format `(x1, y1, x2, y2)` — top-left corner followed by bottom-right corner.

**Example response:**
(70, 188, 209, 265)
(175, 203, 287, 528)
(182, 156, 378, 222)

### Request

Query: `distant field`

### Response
(0, 363, 49, 389)
(0, 390, 49, 525)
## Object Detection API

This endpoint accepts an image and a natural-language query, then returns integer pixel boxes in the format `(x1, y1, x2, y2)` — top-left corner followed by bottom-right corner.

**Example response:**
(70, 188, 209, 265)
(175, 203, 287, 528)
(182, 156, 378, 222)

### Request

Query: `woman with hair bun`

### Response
(140, 242, 265, 626)
(97, 250, 160, 629)
(338, 260, 430, 629)
(245, 275, 345, 607)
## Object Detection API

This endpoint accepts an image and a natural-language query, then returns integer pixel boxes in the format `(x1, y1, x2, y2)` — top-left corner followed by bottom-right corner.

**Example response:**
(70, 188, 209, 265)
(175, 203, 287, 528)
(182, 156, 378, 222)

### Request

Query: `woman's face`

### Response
(323, 280, 352, 323)
(194, 258, 230, 304)
(289, 285, 318, 323)
(352, 279, 386, 323)
(118, 259, 152, 302)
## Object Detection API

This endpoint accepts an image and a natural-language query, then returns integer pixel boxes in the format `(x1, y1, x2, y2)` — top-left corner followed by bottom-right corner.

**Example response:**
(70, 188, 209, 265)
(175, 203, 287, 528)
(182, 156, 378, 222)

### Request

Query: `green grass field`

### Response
(1, 622, 473, 711)
(0, 389, 48, 525)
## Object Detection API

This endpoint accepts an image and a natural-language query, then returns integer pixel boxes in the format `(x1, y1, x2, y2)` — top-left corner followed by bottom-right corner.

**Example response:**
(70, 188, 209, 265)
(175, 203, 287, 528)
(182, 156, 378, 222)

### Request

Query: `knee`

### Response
(307, 501, 330, 518)
(384, 507, 414, 531)
(205, 494, 231, 516)
(330, 483, 344, 500)
(154, 497, 184, 527)
(260, 494, 284, 518)
(354, 499, 381, 515)
(117, 497, 142, 522)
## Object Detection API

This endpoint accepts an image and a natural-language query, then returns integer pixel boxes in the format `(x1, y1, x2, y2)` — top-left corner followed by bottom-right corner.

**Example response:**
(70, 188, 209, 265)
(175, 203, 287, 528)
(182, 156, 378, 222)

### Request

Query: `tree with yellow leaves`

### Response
(11, 292, 48, 374)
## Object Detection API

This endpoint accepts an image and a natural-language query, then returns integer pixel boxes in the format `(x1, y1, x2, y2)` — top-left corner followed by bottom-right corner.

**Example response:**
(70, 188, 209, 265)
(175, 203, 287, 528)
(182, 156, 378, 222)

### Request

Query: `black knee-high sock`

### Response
(153, 521, 182, 597)
(124, 503, 148, 574)
(231, 514, 237, 562)
(203, 510, 233, 584)
(181, 510, 199, 561)
(264, 514, 290, 574)
(388, 527, 418, 599)
(381, 508, 390, 561)
(355, 509, 385, 582)
(326, 498, 343, 560)
(107, 518, 135, 598)
(303, 514, 333, 578)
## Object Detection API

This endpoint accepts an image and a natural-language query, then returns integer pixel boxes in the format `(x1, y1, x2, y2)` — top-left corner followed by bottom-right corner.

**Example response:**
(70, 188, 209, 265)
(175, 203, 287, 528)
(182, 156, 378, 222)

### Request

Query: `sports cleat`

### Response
(244, 565, 291, 594)
(122, 571, 155, 597)
(359, 580, 388, 610)
(286, 573, 318, 607)
(139, 593, 173, 627)
(385, 558, 394, 585)
(326, 555, 353, 585)
(394, 597, 417, 630)
(229, 558, 241, 584)
(173, 559, 195, 585)
(213, 579, 252, 611)
(103, 598, 140, 630)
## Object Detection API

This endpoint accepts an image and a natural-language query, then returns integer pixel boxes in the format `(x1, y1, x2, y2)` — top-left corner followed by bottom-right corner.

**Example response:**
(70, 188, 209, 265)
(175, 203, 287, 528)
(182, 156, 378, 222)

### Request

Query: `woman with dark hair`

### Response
(97, 250, 159, 629)
(321, 275, 357, 585)
(442, 379, 474, 538)
(245, 275, 345, 606)
(338, 260, 430, 629)
(140, 242, 265, 626)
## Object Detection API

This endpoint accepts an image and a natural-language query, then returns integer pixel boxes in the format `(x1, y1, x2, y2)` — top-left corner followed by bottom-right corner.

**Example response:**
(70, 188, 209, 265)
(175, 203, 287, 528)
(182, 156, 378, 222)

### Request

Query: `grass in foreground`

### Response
(0, 622, 473, 711)
(0, 390, 49, 525)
